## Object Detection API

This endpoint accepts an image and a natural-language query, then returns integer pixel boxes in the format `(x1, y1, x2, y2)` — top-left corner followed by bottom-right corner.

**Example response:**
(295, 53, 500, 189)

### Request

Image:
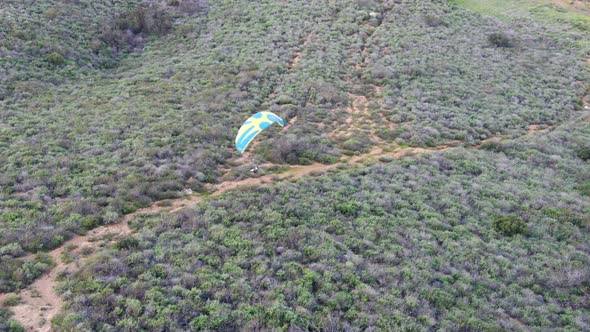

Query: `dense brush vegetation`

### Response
(0, 0, 589, 330)
(0, 0, 360, 260)
(366, 2, 585, 145)
(54, 120, 590, 331)
(0, 308, 22, 332)
(0, 0, 212, 100)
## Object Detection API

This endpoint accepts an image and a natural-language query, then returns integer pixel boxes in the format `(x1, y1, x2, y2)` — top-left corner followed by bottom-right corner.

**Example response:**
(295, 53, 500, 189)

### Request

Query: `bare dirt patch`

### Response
(3, 107, 589, 330)
(0, 139, 457, 331)
(3, 51, 589, 332)
(330, 85, 395, 143)
(289, 33, 313, 69)
(550, 0, 590, 16)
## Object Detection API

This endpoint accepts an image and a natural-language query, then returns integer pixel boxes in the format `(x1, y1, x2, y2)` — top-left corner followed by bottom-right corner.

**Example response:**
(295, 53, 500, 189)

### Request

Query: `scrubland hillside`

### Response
(1, 0, 589, 331)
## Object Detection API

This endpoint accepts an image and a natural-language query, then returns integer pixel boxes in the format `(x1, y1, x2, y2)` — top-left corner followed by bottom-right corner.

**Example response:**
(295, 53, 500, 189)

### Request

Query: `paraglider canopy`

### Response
(235, 111, 285, 154)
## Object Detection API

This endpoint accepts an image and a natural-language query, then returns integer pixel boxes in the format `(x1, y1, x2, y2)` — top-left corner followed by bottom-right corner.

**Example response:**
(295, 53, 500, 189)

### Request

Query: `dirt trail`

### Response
(2, 108, 589, 330)
(0, 219, 133, 331)
(289, 33, 313, 69)
(331, 30, 395, 143)
(330, 88, 394, 142)
(2, 27, 589, 332)
(0, 139, 457, 331)
(550, 0, 590, 15)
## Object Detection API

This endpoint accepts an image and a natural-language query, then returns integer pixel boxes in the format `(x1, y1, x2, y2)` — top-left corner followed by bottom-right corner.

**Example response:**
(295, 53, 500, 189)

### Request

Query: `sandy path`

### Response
(2, 34, 589, 332)
(0, 140, 457, 331)
(0, 220, 133, 331)
(289, 33, 313, 69)
(2, 105, 589, 330)
(550, 0, 590, 15)
(331, 87, 395, 142)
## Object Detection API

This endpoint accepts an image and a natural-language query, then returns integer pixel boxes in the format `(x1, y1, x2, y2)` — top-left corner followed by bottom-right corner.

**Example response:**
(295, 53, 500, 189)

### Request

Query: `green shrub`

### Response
(492, 215, 527, 236)
(2, 1, 589, 330)
(424, 288, 455, 309)
(60, 251, 74, 264)
(46, 53, 65, 66)
(115, 237, 140, 250)
(50, 312, 84, 331)
(275, 95, 294, 105)
(115, 5, 172, 36)
(379, 155, 394, 163)
(122, 205, 138, 214)
(44, 8, 59, 20)
(575, 181, 590, 196)
(0, 243, 24, 257)
(576, 146, 590, 161)
(480, 141, 504, 153)
(80, 216, 99, 231)
(543, 207, 590, 227)
(424, 15, 446, 27)
(342, 138, 367, 152)
(6, 319, 24, 332)
(458, 160, 483, 176)
(488, 32, 514, 48)
(80, 247, 94, 256)
(156, 200, 173, 207)
(3, 295, 21, 307)
(0, 253, 54, 293)
(336, 202, 358, 216)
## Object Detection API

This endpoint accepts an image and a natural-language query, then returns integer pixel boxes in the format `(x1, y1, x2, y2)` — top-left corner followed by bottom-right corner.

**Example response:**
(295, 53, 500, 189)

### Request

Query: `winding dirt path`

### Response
(289, 33, 313, 69)
(0, 221, 133, 331)
(2, 31, 589, 332)
(330, 89, 391, 142)
(0, 141, 454, 331)
(1, 107, 589, 330)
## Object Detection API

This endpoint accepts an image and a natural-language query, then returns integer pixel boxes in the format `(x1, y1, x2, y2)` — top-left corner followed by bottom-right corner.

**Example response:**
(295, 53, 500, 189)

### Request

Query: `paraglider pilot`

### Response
(235, 111, 285, 175)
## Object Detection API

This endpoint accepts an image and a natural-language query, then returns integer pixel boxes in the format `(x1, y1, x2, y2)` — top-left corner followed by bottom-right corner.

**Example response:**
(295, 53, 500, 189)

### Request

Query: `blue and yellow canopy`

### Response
(235, 111, 285, 154)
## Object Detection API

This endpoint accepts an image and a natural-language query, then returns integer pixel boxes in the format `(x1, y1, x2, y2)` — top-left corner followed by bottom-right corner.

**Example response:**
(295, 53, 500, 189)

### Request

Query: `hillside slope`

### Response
(0, 0, 589, 331)
(55, 115, 590, 331)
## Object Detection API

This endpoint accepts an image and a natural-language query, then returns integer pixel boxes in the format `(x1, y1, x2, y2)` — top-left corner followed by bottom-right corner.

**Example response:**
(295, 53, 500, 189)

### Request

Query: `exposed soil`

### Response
(0, 139, 458, 331)
(289, 33, 313, 69)
(2, 20, 589, 332)
(0, 220, 133, 331)
(2, 106, 589, 330)
(526, 124, 551, 136)
(550, 0, 590, 15)
(329, 87, 394, 143)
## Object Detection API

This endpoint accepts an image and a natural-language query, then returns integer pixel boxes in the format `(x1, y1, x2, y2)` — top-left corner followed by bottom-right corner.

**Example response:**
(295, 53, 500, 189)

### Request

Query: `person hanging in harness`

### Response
(234, 111, 286, 176)
(249, 158, 259, 174)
